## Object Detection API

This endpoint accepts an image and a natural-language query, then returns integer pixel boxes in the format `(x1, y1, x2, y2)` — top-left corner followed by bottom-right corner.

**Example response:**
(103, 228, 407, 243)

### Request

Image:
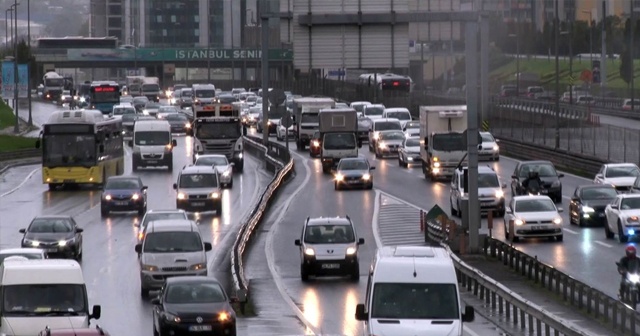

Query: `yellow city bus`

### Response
(35, 109, 125, 190)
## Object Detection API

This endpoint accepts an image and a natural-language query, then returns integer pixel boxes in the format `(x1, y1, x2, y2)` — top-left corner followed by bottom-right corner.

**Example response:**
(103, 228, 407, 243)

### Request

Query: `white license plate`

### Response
(146, 160, 158, 164)
(530, 226, 546, 231)
(348, 180, 359, 184)
(321, 263, 340, 269)
(46, 248, 57, 253)
(191, 202, 205, 207)
(189, 325, 212, 332)
(114, 201, 128, 206)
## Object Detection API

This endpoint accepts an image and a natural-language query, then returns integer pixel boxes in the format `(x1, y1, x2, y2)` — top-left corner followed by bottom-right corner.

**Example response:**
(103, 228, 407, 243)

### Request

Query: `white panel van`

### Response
(130, 120, 177, 171)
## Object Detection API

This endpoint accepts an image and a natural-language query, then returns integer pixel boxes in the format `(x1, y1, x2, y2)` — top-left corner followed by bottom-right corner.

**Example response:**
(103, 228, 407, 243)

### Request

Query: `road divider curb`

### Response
(230, 135, 294, 308)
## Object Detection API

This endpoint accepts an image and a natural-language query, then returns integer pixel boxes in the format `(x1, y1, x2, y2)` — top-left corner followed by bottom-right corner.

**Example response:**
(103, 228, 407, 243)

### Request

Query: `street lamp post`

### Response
(26, 0, 31, 126)
(11, 1, 19, 134)
(5, 8, 12, 49)
(582, 10, 594, 65)
(508, 34, 519, 95)
(631, 1, 636, 111)
(554, 0, 560, 149)
(560, 29, 573, 104)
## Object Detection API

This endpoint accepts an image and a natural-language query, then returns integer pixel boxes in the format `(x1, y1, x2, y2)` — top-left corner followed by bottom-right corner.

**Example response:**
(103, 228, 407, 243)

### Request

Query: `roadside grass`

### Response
(0, 100, 16, 129)
(0, 135, 37, 152)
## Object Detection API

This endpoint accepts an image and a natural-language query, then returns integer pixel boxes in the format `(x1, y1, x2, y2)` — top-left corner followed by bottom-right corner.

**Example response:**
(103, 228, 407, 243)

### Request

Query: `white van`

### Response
(355, 246, 474, 336)
(130, 120, 177, 171)
(382, 108, 412, 128)
(0, 259, 101, 336)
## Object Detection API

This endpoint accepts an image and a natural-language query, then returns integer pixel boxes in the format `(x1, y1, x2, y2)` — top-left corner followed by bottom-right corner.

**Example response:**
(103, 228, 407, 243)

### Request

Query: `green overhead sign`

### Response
(66, 48, 293, 62)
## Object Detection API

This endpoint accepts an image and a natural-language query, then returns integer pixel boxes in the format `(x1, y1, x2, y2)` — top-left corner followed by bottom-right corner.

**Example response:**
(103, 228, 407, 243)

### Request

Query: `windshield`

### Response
(405, 139, 420, 147)
(134, 131, 170, 146)
(581, 187, 617, 200)
(165, 282, 226, 304)
(518, 164, 557, 178)
(28, 218, 73, 233)
(45, 78, 64, 86)
(62, 91, 70, 96)
(352, 104, 369, 112)
(371, 283, 459, 319)
(324, 133, 356, 150)
(605, 166, 640, 178)
(338, 160, 368, 170)
(432, 133, 465, 151)
(145, 103, 160, 109)
(0, 253, 43, 264)
(461, 173, 499, 188)
(386, 111, 411, 120)
(113, 107, 136, 116)
(143, 232, 203, 253)
(375, 122, 401, 131)
(142, 84, 160, 92)
(194, 156, 229, 167)
(246, 96, 257, 102)
(159, 106, 178, 113)
(379, 132, 405, 140)
(218, 96, 236, 104)
(122, 114, 137, 122)
(405, 122, 419, 129)
(301, 113, 319, 123)
(91, 90, 119, 102)
(181, 90, 193, 97)
(529, 87, 544, 93)
(43, 135, 96, 167)
(133, 97, 148, 104)
(481, 133, 495, 142)
(304, 224, 355, 244)
(364, 106, 384, 116)
(195, 90, 216, 98)
(622, 198, 640, 210)
(179, 173, 218, 188)
(105, 178, 140, 189)
(3, 284, 87, 315)
(166, 114, 187, 122)
(515, 199, 557, 212)
(195, 122, 241, 139)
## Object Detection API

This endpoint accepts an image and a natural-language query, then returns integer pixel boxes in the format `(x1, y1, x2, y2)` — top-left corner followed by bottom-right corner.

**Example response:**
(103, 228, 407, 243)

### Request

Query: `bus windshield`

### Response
(195, 122, 241, 139)
(43, 134, 96, 167)
(3, 284, 88, 316)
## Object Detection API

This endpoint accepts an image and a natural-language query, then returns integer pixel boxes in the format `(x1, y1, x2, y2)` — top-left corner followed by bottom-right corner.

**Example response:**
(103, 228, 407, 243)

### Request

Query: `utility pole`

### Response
(631, 0, 635, 110)
(260, 0, 269, 145)
(465, 19, 481, 254)
(554, 0, 560, 149)
(600, 1, 607, 92)
(27, 0, 31, 126)
(12, 0, 18, 134)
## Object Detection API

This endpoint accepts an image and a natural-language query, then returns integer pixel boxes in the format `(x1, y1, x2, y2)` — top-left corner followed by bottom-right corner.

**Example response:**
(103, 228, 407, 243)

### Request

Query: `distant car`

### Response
(59, 90, 73, 105)
(19, 216, 83, 260)
(503, 195, 564, 242)
(157, 105, 180, 119)
(594, 163, 640, 192)
(151, 276, 237, 336)
(120, 95, 134, 104)
(276, 117, 294, 142)
(309, 131, 322, 158)
(604, 193, 640, 242)
(192, 154, 235, 188)
(375, 130, 405, 158)
(334, 157, 375, 190)
(111, 104, 137, 119)
(174, 165, 223, 214)
(294, 216, 365, 281)
(479, 132, 500, 161)
(569, 184, 618, 227)
(137, 209, 189, 241)
(398, 137, 421, 167)
(143, 101, 162, 117)
(0, 248, 46, 264)
(133, 96, 149, 112)
(164, 113, 191, 134)
(511, 161, 564, 203)
(100, 176, 148, 217)
(38, 326, 111, 336)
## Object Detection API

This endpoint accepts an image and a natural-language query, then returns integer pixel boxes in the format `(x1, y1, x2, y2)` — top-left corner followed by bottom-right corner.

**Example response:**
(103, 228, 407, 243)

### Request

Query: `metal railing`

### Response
(0, 149, 40, 162)
(229, 135, 294, 308)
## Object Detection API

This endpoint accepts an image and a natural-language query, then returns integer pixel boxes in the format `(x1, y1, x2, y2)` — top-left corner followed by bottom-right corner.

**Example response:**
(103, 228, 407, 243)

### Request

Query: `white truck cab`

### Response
(355, 246, 474, 336)
(130, 120, 176, 171)
(0, 259, 101, 336)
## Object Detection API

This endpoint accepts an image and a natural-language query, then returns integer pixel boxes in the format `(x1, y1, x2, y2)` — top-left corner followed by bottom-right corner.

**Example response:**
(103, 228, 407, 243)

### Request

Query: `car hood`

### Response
(2, 316, 88, 336)
(477, 187, 501, 198)
(404, 145, 420, 153)
(582, 199, 614, 208)
(518, 176, 560, 185)
(141, 251, 205, 267)
(178, 187, 220, 195)
(514, 211, 560, 221)
(337, 169, 370, 177)
(602, 177, 636, 187)
(620, 209, 640, 217)
(308, 243, 350, 258)
(214, 165, 232, 174)
(24, 232, 74, 242)
(103, 189, 140, 197)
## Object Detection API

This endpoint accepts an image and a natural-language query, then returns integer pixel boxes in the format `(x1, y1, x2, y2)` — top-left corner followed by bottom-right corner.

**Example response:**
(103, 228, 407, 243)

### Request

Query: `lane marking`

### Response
(563, 228, 579, 235)
(265, 150, 320, 336)
(595, 241, 613, 248)
(0, 168, 40, 198)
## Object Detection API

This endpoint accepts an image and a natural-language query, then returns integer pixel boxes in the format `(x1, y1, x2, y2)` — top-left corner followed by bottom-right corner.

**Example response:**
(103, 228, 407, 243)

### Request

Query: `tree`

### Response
(620, 47, 633, 86)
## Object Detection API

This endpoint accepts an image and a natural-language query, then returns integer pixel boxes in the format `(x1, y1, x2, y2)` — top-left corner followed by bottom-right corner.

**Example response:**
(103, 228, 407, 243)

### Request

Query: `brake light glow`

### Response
(393, 81, 399, 86)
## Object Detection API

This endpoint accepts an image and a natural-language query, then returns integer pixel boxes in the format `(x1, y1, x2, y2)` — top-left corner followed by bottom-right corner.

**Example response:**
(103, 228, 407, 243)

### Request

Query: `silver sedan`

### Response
(192, 154, 235, 188)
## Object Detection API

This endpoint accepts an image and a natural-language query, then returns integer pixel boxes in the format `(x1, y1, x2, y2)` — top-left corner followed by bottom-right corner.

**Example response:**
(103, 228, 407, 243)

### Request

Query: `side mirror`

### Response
(558, 173, 565, 178)
(294, 239, 301, 246)
(370, 166, 376, 170)
(128, 140, 133, 147)
(18, 228, 25, 233)
(355, 303, 367, 321)
(134, 244, 142, 253)
(462, 306, 475, 322)
(204, 242, 212, 251)
(76, 228, 84, 233)
(595, 174, 603, 179)
(150, 298, 160, 305)
(358, 238, 365, 245)
(35, 140, 40, 149)
(495, 139, 500, 143)
(557, 207, 564, 213)
(477, 144, 483, 150)
(571, 196, 579, 202)
(99, 145, 105, 153)
(358, 140, 362, 148)
(172, 183, 178, 189)
(142, 186, 148, 191)
(172, 139, 177, 147)
(90, 305, 101, 320)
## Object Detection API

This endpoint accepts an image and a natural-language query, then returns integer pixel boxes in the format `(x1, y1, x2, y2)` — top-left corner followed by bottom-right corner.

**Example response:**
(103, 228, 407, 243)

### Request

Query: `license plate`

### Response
(390, 148, 398, 152)
(189, 325, 212, 332)
(599, 213, 605, 217)
(63, 179, 75, 183)
(46, 248, 57, 253)
(530, 226, 544, 231)
(114, 201, 128, 206)
(321, 263, 340, 269)
(348, 180, 359, 184)
(191, 202, 205, 207)
(146, 160, 157, 164)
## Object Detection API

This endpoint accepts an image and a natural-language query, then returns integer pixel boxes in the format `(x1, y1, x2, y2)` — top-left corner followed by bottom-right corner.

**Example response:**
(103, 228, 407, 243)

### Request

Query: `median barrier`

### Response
(0, 149, 40, 162)
(229, 135, 294, 310)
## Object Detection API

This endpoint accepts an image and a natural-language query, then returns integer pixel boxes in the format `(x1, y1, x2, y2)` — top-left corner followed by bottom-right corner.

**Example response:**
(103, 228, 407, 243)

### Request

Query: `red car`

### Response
(38, 326, 110, 336)
(309, 131, 322, 158)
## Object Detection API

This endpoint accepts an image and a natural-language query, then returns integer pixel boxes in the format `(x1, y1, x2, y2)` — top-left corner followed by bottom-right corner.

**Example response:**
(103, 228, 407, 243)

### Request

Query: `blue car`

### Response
(101, 176, 148, 217)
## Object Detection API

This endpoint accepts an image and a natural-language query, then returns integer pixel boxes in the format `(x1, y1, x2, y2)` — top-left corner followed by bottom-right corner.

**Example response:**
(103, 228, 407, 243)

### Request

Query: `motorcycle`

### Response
(525, 181, 542, 196)
(617, 261, 640, 309)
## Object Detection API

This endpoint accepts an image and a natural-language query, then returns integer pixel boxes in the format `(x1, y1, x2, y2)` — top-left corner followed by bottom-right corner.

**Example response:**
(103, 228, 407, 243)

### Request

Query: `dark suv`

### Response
(511, 160, 564, 203)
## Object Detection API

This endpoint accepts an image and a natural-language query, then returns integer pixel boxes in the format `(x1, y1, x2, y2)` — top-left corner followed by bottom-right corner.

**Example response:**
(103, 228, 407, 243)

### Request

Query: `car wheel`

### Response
(335, 182, 340, 191)
(301, 266, 310, 282)
(556, 235, 563, 242)
(138, 206, 146, 216)
(101, 207, 109, 217)
(605, 222, 614, 239)
(153, 324, 160, 336)
(350, 263, 360, 282)
(228, 180, 234, 188)
(214, 202, 223, 216)
(141, 287, 149, 298)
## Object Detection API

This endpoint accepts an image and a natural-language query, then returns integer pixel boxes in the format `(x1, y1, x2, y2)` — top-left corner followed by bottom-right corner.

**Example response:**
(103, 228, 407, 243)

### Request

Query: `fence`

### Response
(0, 148, 40, 162)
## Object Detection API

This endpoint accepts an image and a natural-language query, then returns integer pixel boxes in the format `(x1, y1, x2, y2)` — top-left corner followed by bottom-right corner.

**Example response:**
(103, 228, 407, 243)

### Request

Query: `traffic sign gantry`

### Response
(268, 89, 287, 106)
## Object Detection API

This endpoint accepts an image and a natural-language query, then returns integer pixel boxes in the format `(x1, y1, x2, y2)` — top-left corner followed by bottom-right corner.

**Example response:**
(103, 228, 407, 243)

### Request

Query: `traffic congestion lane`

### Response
(0, 135, 266, 336)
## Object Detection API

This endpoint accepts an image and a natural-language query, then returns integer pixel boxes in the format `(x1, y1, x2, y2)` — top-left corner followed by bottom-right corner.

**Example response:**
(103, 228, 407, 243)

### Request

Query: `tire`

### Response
(375, 150, 381, 158)
(167, 162, 173, 172)
(334, 182, 339, 190)
(214, 202, 222, 216)
(366, 183, 373, 190)
(138, 206, 146, 216)
(605, 223, 614, 239)
(101, 207, 109, 217)
(556, 235, 563, 242)
(228, 180, 233, 188)
(496, 209, 506, 217)
(141, 287, 149, 298)
(296, 141, 302, 150)
(234, 162, 244, 173)
(619, 221, 629, 243)
(48, 183, 60, 191)
(301, 266, 309, 282)
(368, 143, 373, 152)
(350, 263, 360, 282)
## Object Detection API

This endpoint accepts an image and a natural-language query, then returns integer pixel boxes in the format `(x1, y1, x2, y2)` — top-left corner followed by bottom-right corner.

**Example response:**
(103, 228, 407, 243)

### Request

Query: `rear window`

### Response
(375, 122, 401, 131)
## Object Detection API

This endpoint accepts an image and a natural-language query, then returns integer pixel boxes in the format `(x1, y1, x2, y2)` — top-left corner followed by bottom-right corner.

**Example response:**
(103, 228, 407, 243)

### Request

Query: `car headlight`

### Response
(493, 145, 499, 151)
(627, 216, 639, 223)
(335, 174, 344, 181)
(164, 312, 181, 323)
(629, 274, 640, 283)
(177, 193, 186, 200)
(312, 140, 320, 147)
(142, 264, 158, 272)
(553, 217, 562, 225)
(104, 194, 112, 200)
(222, 170, 231, 177)
(346, 247, 357, 255)
(515, 219, 525, 226)
(495, 190, 504, 198)
(581, 206, 595, 213)
(362, 174, 371, 180)
(80, 97, 86, 102)
(433, 162, 440, 168)
(373, 132, 380, 140)
(185, 123, 191, 128)
(189, 263, 206, 271)
(142, 110, 149, 115)
(551, 181, 561, 187)
(132, 193, 140, 200)
(267, 121, 272, 125)
(304, 248, 315, 256)
(218, 311, 232, 322)
(25, 239, 40, 247)
(211, 192, 220, 199)
(378, 142, 387, 149)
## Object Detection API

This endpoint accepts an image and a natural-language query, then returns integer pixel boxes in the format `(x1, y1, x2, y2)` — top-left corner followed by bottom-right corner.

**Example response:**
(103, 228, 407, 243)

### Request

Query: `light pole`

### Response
(560, 29, 572, 104)
(26, 0, 31, 126)
(631, 1, 636, 111)
(582, 10, 594, 65)
(508, 34, 519, 95)
(11, 1, 18, 134)
(5, 8, 12, 49)
(554, 0, 560, 149)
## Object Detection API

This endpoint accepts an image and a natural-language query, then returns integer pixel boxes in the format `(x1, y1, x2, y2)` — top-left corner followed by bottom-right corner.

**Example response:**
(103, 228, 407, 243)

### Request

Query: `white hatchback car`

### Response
(594, 163, 640, 192)
(604, 193, 640, 243)
(398, 137, 421, 167)
(479, 132, 500, 161)
(503, 195, 564, 242)
(192, 154, 234, 188)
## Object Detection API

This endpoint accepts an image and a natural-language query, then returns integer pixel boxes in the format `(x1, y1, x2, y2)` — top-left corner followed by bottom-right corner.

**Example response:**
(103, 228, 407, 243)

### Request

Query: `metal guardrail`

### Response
(229, 135, 294, 307)
(483, 238, 640, 335)
(0, 149, 40, 162)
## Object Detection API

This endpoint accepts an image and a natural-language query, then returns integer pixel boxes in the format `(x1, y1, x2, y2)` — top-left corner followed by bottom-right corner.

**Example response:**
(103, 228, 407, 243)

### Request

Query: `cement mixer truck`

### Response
(42, 71, 65, 101)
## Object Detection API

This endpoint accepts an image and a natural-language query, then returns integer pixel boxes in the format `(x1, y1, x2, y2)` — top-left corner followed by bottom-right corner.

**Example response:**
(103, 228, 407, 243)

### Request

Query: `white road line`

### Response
(0, 168, 40, 198)
(563, 228, 579, 235)
(265, 150, 320, 336)
(594, 241, 613, 248)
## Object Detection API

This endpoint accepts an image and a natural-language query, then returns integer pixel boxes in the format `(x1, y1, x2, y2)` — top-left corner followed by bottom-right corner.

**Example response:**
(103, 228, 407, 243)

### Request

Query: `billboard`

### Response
(1, 61, 14, 99)
(66, 48, 293, 62)
(17, 64, 28, 98)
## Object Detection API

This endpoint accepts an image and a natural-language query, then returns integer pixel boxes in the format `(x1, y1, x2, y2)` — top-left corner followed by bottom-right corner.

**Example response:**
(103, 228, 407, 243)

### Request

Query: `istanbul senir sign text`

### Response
(66, 48, 293, 62)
